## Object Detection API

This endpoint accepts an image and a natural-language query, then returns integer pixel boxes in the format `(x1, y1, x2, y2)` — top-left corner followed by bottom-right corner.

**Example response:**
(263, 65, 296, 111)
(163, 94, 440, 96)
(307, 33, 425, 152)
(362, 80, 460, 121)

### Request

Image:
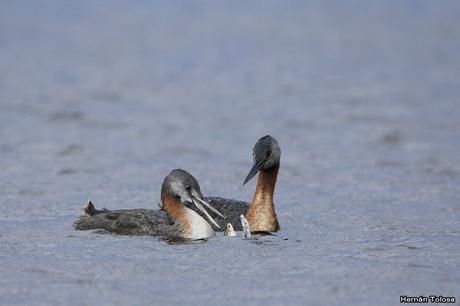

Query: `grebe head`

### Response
(161, 169, 224, 229)
(243, 135, 281, 185)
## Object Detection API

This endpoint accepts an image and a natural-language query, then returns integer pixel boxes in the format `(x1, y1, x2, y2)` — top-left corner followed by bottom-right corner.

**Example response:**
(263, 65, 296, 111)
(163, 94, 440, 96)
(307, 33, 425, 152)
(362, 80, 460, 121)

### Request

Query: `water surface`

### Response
(1, 1, 460, 305)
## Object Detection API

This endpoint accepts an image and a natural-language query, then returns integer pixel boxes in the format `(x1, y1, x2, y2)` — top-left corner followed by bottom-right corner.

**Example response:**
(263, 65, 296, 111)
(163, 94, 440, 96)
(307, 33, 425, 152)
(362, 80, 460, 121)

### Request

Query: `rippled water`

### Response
(1, 1, 460, 305)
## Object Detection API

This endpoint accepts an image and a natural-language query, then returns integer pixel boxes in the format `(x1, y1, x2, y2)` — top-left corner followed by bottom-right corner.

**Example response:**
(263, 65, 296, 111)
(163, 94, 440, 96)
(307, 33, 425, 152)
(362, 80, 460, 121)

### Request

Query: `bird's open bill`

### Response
(191, 196, 224, 228)
(194, 196, 225, 218)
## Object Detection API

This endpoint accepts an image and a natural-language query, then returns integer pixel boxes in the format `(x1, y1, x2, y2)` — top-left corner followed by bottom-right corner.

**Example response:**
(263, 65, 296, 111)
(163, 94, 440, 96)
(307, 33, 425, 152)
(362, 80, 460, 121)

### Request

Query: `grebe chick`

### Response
(74, 169, 224, 240)
(224, 223, 237, 237)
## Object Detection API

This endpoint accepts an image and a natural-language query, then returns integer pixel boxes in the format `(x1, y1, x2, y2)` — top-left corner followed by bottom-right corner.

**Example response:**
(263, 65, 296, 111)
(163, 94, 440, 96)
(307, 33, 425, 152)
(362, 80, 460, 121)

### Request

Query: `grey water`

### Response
(1, 1, 460, 305)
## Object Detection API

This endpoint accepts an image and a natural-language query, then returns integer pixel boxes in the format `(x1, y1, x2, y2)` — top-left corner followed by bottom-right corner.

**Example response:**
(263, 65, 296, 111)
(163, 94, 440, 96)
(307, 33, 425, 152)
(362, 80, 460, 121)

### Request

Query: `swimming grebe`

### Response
(199, 135, 281, 233)
(74, 169, 224, 240)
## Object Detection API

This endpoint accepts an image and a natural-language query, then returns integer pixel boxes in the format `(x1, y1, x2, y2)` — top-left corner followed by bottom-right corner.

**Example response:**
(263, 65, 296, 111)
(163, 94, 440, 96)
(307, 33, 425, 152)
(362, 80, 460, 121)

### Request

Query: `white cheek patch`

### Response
(169, 181, 183, 197)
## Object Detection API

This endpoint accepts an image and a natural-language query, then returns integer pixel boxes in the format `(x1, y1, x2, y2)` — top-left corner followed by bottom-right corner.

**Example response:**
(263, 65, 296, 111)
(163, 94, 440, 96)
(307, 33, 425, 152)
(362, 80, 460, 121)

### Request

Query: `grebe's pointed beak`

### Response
(243, 162, 263, 185)
(194, 196, 225, 218)
(191, 196, 223, 228)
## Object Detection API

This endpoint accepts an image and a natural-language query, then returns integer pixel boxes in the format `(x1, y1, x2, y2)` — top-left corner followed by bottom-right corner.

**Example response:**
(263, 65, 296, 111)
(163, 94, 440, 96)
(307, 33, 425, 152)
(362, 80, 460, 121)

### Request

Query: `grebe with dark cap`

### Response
(74, 169, 224, 240)
(198, 135, 281, 233)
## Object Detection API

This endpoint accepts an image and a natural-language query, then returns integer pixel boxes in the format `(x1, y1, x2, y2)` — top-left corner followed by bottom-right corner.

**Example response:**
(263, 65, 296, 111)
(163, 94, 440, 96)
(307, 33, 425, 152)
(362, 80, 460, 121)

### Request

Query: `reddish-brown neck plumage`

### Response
(245, 163, 280, 232)
(162, 193, 189, 234)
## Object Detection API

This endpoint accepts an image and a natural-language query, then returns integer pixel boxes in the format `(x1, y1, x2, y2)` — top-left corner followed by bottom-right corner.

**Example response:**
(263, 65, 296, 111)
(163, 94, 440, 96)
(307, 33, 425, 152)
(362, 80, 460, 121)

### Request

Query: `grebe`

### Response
(224, 223, 237, 237)
(74, 169, 224, 240)
(197, 135, 281, 233)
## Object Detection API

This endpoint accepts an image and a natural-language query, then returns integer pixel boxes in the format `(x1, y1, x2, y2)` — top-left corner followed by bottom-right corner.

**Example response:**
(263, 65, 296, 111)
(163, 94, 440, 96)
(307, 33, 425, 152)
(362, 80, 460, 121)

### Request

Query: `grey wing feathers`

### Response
(74, 208, 181, 237)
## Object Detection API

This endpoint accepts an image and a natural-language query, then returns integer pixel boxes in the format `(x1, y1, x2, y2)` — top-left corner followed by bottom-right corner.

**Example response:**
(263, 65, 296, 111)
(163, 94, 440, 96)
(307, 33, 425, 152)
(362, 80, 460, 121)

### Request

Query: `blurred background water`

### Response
(1, 1, 460, 305)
